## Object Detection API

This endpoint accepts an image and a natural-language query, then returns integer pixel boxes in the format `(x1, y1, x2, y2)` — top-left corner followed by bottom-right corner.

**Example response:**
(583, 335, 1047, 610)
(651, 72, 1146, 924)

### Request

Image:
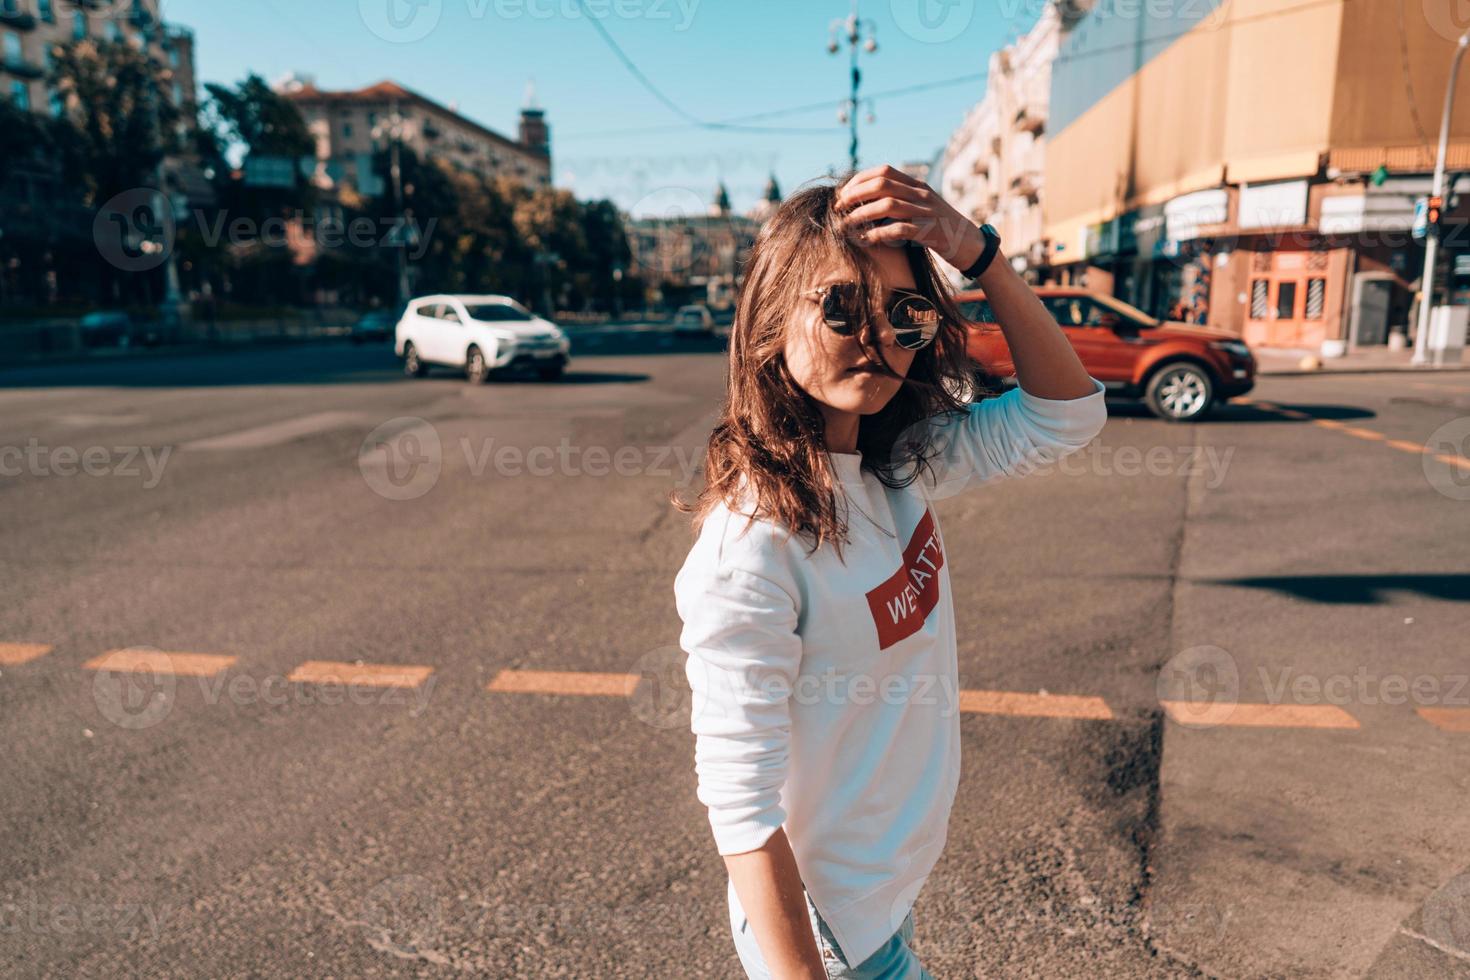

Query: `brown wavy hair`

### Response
(670, 171, 994, 562)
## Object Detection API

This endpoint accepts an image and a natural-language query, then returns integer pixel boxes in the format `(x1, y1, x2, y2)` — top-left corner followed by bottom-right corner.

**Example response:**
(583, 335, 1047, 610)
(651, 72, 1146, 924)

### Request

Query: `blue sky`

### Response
(163, 0, 1043, 216)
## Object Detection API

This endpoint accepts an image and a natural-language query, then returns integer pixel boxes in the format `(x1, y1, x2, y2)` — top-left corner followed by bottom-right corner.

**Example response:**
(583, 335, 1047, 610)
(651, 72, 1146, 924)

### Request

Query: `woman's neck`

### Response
(821, 405, 860, 454)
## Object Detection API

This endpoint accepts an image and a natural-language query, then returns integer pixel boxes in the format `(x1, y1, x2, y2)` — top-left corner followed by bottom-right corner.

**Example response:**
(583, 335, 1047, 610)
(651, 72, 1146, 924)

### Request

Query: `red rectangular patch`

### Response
(865, 509, 945, 650)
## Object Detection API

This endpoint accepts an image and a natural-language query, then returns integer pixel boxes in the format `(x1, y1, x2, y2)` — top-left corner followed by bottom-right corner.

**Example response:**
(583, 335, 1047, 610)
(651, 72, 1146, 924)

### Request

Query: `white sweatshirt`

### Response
(673, 377, 1107, 967)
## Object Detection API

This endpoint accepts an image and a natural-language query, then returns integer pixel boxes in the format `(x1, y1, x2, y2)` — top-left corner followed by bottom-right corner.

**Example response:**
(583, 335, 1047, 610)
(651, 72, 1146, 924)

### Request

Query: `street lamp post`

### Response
(1413, 26, 1470, 366)
(828, 1, 877, 172)
(373, 100, 412, 306)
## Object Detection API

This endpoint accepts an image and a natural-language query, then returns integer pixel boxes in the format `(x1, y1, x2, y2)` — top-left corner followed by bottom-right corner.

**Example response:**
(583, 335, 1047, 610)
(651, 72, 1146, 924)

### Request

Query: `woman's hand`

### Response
(835, 163, 985, 271)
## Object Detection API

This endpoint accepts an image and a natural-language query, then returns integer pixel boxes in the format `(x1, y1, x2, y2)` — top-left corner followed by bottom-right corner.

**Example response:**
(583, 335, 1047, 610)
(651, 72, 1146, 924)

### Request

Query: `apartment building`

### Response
(282, 77, 552, 197)
(935, 1, 1062, 283)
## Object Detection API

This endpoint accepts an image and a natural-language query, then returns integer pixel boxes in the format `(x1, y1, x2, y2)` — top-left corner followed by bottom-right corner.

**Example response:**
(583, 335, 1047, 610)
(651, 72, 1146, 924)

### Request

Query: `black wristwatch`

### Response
(959, 223, 1002, 281)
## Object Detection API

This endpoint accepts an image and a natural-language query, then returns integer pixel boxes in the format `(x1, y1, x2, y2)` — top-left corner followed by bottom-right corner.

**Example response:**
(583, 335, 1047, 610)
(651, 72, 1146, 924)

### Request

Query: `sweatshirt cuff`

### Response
(1014, 375, 1106, 413)
(709, 807, 786, 856)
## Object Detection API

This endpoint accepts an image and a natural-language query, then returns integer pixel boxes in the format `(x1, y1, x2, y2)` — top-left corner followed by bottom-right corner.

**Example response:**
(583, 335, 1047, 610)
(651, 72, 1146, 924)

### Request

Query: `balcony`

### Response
(1014, 101, 1046, 135)
(1010, 170, 1042, 200)
(970, 156, 989, 177)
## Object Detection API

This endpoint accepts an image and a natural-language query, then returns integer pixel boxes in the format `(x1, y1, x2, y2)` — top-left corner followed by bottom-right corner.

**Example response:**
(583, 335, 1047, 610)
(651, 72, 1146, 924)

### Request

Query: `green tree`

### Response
(47, 38, 181, 206)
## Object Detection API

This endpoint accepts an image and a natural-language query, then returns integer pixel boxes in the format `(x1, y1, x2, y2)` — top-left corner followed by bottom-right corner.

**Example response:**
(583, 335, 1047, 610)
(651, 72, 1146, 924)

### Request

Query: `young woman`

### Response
(672, 165, 1106, 979)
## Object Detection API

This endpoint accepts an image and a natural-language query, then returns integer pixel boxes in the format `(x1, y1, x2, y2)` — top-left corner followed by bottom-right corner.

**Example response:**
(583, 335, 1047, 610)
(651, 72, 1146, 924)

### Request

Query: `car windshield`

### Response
(464, 303, 532, 322)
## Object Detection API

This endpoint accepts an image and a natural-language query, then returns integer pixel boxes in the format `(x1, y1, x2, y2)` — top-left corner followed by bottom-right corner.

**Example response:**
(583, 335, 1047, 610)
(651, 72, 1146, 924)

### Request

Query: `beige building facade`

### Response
(1045, 0, 1470, 352)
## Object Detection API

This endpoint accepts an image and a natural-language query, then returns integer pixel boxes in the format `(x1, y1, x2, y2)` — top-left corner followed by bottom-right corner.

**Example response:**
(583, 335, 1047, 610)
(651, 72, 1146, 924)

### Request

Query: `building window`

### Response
(48, 87, 63, 117)
(38, 0, 52, 22)
(168, 46, 180, 69)
(172, 81, 183, 105)
(106, 19, 122, 42)
(3, 31, 20, 64)
(342, 123, 352, 138)
(1249, 279, 1269, 320)
(10, 79, 29, 110)
(72, 10, 86, 39)
(1305, 277, 1325, 320)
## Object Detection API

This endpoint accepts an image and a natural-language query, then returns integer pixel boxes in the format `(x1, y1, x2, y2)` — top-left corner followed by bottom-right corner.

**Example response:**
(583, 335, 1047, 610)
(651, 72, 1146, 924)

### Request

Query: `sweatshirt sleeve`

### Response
(674, 517, 802, 856)
(905, 375, 1107, 501)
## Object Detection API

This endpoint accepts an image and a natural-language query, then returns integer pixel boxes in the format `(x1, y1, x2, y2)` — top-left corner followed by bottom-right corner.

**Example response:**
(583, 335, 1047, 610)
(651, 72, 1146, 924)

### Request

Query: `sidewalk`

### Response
(1256, 345, 1470, 376)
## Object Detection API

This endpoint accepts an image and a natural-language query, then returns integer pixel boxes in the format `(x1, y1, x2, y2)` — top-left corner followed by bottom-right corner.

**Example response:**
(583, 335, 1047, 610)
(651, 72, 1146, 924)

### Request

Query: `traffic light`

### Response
(1428, 195, 1444, 232)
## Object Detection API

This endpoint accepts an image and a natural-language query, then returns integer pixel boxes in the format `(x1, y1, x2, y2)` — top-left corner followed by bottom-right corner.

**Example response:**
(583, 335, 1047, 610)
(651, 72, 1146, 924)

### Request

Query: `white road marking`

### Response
(181, 411, 363, 451)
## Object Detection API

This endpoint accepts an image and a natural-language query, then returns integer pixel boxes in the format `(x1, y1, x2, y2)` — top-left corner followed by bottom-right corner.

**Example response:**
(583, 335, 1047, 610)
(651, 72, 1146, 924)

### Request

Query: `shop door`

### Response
(1243, 249, 1330, 349)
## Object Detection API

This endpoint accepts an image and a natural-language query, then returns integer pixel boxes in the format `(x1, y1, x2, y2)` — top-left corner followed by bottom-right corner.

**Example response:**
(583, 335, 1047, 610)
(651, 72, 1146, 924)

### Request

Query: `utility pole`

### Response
(1414, 25, 1470, 366)
(827, 1, 877, 172)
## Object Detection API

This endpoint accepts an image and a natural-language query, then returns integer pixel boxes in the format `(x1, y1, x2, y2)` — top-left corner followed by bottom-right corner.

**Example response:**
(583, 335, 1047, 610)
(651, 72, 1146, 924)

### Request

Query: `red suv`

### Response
(956, 287, 1256, 421)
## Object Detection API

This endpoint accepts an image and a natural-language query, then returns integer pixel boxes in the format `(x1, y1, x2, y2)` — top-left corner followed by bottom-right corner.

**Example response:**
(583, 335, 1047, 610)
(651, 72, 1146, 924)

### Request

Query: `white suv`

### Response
(394, 294, 571, 383)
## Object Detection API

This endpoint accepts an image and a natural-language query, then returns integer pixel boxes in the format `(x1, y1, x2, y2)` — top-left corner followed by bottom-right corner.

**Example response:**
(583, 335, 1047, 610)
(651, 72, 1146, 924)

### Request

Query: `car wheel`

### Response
(465, 345, 491, 385)
(1146, 363, 1213, 421)
(402, 342, 428, 378)
(536, 362, 565, 382)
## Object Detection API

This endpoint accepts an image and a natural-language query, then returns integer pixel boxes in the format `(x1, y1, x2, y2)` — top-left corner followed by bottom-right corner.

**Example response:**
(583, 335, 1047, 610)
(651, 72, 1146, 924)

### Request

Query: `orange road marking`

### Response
(1276, 409, 1311, 420)
(1435, 453, 1470, 472)
(1160, 701, 1359, 729)
(486, 669, 638, 697)
(1338, 426, 1385, 441)
(287, 660, 434, 688)
(958, 689, 1114, 720)
(83, 649, 237, 677)
(1313, 418, 1347, 430)
(1385, 439, 1424, 453)
(0, 643, 53, 665)
(1417, 707, 1470, 733)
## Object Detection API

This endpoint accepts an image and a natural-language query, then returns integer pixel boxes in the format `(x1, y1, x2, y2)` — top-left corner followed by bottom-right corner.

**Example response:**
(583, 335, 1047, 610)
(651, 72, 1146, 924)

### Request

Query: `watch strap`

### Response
(961, 224, 1001, 280)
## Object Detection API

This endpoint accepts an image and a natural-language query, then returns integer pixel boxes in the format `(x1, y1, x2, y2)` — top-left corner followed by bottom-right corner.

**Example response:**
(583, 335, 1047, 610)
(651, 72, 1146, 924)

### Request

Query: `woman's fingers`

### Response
(858, 221, 922, 245)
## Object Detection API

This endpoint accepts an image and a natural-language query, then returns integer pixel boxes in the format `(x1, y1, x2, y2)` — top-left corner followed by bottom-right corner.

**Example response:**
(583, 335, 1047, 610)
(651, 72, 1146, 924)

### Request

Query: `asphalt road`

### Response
(1, 333, 1467, 978)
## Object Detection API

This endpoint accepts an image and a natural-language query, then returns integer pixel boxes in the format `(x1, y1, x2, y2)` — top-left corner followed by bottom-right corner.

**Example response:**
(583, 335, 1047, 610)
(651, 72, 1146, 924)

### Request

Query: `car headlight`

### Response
(1209, 339, 1252, 358)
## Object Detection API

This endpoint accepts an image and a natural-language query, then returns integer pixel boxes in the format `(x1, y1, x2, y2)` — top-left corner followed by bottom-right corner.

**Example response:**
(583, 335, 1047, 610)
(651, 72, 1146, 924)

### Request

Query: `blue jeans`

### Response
(727, 878, 932, 979)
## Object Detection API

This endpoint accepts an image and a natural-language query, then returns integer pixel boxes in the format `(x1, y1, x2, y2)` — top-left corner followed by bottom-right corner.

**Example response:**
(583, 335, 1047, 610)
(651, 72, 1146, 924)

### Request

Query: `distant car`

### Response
(79, 311, 135, 348)
(350, 310, 395, 344)
(672, 304, 716, 335)
(957, 287, 1256, 422)
(394, 294, 571, 383)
